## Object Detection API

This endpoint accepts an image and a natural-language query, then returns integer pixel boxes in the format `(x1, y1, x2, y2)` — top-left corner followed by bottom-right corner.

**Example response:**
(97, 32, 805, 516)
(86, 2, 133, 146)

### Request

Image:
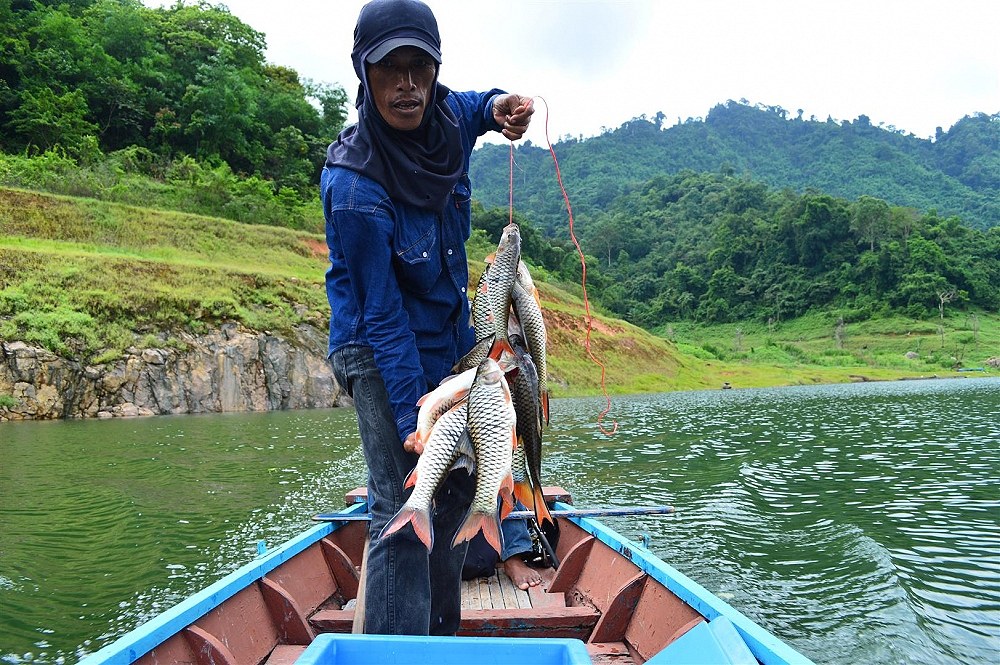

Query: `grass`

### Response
(2, 185, 997, 393)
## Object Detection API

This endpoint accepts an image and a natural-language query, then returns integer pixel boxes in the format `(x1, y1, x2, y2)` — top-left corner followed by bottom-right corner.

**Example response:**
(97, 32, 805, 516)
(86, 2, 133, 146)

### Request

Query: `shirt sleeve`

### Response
(447, 88, 507, 146)
(329, 199, 425, 442)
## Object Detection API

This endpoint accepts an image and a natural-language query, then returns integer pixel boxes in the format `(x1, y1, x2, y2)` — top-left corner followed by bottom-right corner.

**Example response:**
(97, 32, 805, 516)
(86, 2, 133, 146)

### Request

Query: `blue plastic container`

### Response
(296, 634, 592, 665)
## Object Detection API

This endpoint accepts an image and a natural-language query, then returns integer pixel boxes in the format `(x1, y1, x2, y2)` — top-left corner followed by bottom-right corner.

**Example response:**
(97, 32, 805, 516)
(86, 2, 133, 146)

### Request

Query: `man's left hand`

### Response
(493, 94, 534, 141)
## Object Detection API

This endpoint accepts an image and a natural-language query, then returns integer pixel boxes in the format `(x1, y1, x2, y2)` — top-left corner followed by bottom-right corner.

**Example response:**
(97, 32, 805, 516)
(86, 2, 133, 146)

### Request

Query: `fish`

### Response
(482, 223, 521, 358)
(511, 274, 550, 425)
(471, 262, 494, 343)
(506, 336, 552, 526)
(452, 358, 517, 555)
(414, 366, 476, 448)
(379, 401, 470, 550)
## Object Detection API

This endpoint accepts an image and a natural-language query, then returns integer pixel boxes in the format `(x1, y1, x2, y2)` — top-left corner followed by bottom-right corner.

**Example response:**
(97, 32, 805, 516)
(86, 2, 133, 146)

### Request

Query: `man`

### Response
(322, 0, 533, 635)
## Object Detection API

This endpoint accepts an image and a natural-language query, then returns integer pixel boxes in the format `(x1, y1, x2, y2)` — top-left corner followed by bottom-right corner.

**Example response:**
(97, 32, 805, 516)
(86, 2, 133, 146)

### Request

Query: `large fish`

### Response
(507, 337, 552, 526)
(452, 358, 517, 555)
(414, 367, 476, 448)
(379, 402, 470, 550)
(511, 270, 550, 425)
(483, 223, 521, 358)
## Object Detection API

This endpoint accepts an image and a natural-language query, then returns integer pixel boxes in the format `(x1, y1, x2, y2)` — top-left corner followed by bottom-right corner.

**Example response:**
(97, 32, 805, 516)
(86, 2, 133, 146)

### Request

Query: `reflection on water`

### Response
(1, 378, 998, 664)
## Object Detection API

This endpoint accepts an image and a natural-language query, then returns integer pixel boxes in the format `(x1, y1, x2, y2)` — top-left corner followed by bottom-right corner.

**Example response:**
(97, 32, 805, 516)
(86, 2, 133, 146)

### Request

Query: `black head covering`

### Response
(326, 0, 463, 212)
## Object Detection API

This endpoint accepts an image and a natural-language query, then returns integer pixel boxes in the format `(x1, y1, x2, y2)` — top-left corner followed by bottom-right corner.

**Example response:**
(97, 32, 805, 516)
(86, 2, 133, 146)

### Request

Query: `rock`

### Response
(905, 351, 919, 360)
(986, 357, 1000, 369)
(0, 325, 344, 420)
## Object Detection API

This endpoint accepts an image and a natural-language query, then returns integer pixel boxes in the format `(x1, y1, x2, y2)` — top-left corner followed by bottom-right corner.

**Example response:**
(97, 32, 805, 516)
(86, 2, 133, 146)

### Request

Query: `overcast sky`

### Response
(148, 0, 999, 145)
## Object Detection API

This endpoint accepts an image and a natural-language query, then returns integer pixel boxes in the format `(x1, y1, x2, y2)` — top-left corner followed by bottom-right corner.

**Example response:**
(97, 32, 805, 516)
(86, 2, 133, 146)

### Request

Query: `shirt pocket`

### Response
(393, 218, 442, 295)
(451, 174, 472, 241)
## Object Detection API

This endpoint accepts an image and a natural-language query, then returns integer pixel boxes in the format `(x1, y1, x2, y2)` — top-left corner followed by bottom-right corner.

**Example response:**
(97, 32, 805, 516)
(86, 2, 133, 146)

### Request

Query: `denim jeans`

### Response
(331, 344, 474, 635)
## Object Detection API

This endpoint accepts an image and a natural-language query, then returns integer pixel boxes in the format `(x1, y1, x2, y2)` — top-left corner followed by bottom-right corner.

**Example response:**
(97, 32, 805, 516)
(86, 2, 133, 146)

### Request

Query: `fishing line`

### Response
(508, 96, 618, 437)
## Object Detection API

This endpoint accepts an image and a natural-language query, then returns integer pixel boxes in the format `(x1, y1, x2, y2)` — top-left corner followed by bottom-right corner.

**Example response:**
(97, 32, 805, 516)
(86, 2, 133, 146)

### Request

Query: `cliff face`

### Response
(0, 323, 348, 421)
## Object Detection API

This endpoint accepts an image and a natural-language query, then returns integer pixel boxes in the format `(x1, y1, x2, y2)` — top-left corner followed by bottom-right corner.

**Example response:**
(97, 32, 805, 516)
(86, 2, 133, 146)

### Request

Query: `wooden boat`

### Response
(80, 488, 816, 665)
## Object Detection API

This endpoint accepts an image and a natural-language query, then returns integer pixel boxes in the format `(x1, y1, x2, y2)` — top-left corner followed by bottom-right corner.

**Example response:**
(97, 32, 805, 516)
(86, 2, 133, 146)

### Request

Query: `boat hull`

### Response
(79, 489, 814, 665)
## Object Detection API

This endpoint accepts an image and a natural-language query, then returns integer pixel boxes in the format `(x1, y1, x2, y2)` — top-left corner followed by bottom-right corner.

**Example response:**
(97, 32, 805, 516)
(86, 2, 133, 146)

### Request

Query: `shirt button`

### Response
(422, 251, 428, 258)
(461, 287, 466, 293)
(447, 248, 453, 255)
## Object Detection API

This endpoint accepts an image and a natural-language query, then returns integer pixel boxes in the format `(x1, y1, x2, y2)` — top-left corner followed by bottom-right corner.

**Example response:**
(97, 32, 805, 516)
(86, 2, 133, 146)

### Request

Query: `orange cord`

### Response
(510, 97, 618, 436)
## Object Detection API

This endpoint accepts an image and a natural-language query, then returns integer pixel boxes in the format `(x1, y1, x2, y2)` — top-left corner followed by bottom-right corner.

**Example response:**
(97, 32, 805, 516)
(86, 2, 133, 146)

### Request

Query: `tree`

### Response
(8, 87, 98, 155)
(851, 195, 891, 251)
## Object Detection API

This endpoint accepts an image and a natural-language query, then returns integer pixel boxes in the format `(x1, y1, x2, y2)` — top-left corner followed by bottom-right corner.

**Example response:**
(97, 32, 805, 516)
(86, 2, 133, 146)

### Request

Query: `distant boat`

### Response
(79, 487, 815, 665)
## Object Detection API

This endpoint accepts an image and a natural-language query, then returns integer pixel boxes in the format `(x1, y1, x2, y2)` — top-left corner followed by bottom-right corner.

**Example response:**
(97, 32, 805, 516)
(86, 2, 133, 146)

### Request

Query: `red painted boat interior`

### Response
(133, 488, 706, 665)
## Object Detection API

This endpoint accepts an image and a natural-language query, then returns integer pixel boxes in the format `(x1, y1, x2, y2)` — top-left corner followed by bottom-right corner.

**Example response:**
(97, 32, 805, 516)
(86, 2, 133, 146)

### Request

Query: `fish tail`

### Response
(379, 506, 433, 550)
(453, 511, 502, 555)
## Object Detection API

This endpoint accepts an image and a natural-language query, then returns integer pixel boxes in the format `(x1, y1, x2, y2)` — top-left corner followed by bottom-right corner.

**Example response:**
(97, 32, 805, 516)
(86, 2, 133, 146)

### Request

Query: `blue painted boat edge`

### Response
(556, 502, 816, 665)
(78, 502, 367, 665)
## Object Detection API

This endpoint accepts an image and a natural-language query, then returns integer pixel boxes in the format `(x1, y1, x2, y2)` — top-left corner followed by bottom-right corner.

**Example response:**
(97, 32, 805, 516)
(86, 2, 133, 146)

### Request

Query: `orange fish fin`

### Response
(532, 486, 555, 528)
(541, 390, 550, 426)
(403, 467, 418, 489)
(513, 480, 535, 509)
(498, 474, 515, 519)
(488, 337, 515, 362)
(379, 506, 433, 550)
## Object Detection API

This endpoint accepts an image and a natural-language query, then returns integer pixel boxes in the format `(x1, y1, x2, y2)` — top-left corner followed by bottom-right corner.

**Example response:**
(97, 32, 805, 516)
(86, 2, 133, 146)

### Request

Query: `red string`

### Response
(511, 97, 618, 436)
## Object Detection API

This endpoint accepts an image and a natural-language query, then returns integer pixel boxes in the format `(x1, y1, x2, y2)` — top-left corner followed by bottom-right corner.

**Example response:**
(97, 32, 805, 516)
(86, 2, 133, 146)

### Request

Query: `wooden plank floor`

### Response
(461, 566, 531, 610)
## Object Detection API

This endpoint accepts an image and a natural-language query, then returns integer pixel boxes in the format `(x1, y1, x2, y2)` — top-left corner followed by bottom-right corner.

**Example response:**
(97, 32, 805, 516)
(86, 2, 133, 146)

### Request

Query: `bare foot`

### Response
(503, 556, 542, 590)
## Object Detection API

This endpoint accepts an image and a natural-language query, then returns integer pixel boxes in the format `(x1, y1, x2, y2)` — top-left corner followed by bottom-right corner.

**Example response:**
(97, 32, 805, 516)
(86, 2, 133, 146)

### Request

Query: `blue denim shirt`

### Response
(322, 89, 504, 442)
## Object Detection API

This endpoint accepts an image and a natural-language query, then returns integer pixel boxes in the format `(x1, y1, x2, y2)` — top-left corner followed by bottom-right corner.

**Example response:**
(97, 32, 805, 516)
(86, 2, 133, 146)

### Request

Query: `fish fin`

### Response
(498, 473, 515, 520)
(484, 252, 496, 265)
(532, 485, 555, 528)
(453, 511, 501, 555)
(403, 467, 417, 489)
(379, 506, 433, 550)
(541, 390, 550, 426)
(488, 336, 515, 361)
(513, 480, 534, 509)
(450, 451, 475, 475)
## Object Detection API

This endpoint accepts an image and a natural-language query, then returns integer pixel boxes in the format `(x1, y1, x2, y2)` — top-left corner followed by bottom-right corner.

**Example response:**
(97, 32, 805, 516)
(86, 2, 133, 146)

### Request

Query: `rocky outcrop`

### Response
(0, 323, 349, 421)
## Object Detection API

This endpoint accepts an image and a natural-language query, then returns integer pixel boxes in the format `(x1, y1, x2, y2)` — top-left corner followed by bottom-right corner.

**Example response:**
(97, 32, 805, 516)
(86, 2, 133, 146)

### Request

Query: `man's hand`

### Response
(493, 94, 534, 141)
(402, 431, 423, 455)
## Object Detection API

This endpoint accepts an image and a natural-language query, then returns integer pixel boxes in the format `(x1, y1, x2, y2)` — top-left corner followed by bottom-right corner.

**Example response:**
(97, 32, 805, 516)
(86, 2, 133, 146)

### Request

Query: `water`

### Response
(1, 379, 998, 664)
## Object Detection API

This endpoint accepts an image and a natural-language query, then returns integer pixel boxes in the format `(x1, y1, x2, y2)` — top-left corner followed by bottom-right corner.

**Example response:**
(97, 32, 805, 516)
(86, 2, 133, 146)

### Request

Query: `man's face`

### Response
(366, 46, 437, 131)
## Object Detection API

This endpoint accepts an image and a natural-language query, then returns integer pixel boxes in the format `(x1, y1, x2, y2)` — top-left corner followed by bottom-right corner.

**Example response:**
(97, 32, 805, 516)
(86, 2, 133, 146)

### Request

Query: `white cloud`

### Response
(147, 0, 1000, 142)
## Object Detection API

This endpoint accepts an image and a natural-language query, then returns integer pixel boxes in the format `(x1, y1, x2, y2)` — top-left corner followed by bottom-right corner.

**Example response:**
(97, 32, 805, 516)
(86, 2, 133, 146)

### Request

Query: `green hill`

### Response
(2, 187, 996, 409)
(470, 102, 1000, 234)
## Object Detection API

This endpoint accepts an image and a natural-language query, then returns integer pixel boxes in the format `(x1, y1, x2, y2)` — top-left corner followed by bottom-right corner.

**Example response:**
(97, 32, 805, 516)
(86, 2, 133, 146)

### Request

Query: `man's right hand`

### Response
(403, 431, 423, 455)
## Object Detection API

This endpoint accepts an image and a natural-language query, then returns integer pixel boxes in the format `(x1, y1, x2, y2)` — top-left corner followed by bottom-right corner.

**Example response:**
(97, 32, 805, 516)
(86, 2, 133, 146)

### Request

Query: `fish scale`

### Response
(452, 358, 516, 554)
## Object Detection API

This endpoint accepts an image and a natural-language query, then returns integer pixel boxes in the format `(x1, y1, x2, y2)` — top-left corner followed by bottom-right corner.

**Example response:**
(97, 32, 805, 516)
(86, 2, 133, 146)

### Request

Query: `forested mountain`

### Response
(0, 0, 347, 199)
(470, 103, 1000, 233)
(554, 171, 999, 327)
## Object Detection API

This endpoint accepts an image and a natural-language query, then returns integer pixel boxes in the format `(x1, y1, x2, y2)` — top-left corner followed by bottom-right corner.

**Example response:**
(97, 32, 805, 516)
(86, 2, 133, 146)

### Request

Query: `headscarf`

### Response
(325, 0, 464, 212)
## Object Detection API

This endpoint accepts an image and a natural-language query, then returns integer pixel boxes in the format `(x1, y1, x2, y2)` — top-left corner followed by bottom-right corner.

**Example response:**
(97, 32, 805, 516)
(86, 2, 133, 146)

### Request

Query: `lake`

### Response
(1, 378, 998, 664)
